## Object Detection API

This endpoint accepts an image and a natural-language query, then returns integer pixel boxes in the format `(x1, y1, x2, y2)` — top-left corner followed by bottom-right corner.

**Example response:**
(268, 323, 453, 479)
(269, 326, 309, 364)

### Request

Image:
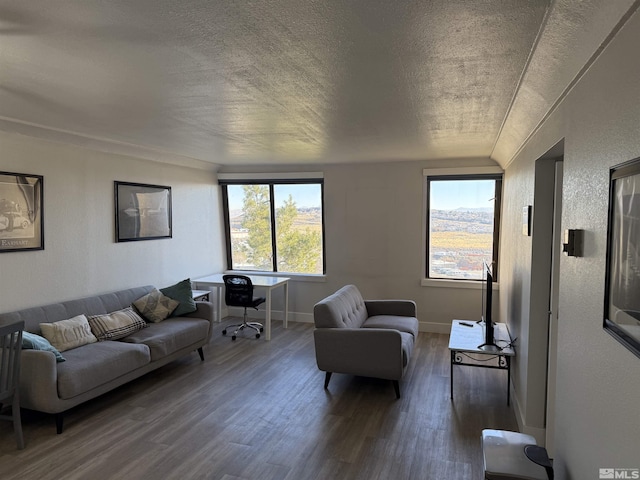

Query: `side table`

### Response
(448, 320, 515, 405)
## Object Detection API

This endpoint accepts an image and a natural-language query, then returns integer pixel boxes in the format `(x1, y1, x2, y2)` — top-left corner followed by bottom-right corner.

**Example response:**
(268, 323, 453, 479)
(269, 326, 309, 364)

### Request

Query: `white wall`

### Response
(0, 128, 502, 337)
(0, 132, 226, 312)
(500, 8, 640, 479)
(219, 157, 500, 331)
(0, 127, 500, 334)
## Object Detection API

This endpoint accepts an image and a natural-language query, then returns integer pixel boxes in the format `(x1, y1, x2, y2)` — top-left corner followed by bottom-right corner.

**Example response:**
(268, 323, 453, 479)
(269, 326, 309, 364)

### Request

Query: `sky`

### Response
(226, 180, 494, 211)
(227, 184, 322, 210)
(430, 179, 496, 210)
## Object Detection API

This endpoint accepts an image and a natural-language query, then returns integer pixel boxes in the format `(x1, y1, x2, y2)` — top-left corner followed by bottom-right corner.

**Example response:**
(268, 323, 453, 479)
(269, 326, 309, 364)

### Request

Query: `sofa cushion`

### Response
(22, 331, 66, 362)
(121, 317, 209, 361)
(40, 314, 98, 352)
(133, 288, 180, 323)
(0, 286, 157, 336)
(399, 331, 414, 367)
(313, 285, 369, 329)
(88, 307, 148, 341)
(160, 279, 197, 317)
(56, 341, 151, 399)
(363, 315, 419, 338)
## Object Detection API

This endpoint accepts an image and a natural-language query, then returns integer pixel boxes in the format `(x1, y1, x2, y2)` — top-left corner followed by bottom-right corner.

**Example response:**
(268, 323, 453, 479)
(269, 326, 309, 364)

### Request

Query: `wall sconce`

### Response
(522, 205, 532, 236)
(562, 229, 584, 257)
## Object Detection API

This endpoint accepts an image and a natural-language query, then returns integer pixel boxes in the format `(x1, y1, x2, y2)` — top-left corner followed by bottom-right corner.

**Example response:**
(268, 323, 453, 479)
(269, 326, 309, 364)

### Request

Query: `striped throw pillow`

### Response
(88, 307, 147, 341)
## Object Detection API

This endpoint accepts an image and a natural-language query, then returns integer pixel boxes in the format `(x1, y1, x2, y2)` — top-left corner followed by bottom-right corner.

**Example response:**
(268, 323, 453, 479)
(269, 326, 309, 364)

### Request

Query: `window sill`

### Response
(225, 270, 327, 283)
(421, 278, 500, 290)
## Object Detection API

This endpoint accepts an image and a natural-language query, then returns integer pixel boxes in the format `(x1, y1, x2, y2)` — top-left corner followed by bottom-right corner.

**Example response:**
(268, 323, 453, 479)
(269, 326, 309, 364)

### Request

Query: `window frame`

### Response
(220, 175, 326, 275)
(423, 167, 503, 283)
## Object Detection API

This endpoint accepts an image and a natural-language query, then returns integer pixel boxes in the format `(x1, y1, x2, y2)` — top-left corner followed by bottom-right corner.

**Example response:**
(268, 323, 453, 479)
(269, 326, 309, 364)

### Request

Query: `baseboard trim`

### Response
(419, 322, 453, 334)
(511, 383, 547, 446)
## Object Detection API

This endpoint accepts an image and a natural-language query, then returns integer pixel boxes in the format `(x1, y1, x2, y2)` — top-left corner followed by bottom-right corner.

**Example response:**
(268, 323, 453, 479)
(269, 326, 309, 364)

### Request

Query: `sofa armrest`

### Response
(19, 350, 60, 413)
(182, 300, 214, 341)
(365, 299, 417, 318)
(313, 328, 405, 380)
(182, 301, 214, 323)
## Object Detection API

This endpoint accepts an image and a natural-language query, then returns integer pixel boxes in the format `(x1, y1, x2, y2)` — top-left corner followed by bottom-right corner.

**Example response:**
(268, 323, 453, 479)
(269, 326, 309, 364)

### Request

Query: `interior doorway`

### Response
(545, 158, 563, 457)
(527, 141, 564, 449)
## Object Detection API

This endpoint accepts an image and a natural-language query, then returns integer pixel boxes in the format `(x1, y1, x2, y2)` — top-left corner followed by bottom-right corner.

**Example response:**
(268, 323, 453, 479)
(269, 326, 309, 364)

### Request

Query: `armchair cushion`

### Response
(313, 328, 405, 380)
(363, 315, 419, 337)
(365, 299, 417, 318)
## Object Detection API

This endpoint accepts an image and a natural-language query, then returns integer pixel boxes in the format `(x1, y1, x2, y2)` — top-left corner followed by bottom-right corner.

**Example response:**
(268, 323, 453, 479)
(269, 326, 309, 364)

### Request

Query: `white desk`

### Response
(191, 290, 211, 301)
(448, 320, 515, 405)
(194, 274, 290, 341)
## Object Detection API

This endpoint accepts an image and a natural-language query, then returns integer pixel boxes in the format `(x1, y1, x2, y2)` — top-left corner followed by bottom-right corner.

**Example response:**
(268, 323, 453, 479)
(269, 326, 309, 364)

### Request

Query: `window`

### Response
(220, 175, 325, 275)
(426, 172, 502, 281)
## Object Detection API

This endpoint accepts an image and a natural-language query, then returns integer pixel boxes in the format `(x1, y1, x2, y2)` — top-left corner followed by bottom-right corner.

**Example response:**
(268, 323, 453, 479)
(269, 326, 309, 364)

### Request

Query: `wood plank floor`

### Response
(0, 320, 517, 479)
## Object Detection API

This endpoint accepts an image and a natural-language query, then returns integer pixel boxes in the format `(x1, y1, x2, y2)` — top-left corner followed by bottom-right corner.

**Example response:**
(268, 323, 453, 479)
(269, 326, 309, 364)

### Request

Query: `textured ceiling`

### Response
(0, 1, 636, 169)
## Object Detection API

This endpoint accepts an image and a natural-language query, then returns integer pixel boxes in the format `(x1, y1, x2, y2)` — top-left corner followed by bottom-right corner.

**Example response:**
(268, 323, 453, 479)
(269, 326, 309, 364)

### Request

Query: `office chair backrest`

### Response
(0, 321, 24, 404)
(223, 275, 254, 308)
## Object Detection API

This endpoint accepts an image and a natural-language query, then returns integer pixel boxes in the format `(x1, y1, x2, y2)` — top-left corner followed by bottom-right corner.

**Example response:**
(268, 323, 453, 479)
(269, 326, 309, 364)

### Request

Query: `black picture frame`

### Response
(604, 157, 640, 358)
(0, 171, 44, 253)
(115, 181, 172, 242)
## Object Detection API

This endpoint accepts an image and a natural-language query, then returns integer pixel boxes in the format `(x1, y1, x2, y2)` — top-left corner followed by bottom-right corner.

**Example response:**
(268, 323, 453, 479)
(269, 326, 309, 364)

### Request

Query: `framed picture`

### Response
(115, 181, 172, 242)
(604, 157, 640, 358)
(0, 171, 44, 253)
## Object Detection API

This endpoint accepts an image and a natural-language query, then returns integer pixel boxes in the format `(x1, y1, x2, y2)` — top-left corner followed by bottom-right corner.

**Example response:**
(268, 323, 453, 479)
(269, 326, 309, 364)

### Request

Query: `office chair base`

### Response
(222, 321, 264, 340)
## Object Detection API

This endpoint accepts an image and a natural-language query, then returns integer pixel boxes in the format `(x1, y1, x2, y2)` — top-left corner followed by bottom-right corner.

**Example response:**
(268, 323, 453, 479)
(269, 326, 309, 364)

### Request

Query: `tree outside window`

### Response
(223, 181, 324, 274)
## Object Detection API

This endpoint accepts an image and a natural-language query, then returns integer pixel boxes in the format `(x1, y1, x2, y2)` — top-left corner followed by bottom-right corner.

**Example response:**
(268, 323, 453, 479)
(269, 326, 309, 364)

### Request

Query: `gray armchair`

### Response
(313, 285, 419, 398)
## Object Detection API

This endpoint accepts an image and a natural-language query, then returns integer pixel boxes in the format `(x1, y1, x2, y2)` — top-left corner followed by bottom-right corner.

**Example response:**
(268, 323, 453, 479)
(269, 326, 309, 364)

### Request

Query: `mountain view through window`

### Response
(428, 178, 500, 280)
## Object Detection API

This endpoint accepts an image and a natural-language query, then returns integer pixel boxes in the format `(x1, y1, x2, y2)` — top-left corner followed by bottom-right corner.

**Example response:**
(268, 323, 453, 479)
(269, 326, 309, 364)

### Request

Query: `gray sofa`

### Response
(313, 284, 419, 398)
(0, 285, 213, 433)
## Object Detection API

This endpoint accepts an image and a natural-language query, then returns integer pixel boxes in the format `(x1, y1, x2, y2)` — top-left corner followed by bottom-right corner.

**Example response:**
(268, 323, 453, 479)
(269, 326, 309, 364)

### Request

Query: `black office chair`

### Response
(222, 275, 265, 341)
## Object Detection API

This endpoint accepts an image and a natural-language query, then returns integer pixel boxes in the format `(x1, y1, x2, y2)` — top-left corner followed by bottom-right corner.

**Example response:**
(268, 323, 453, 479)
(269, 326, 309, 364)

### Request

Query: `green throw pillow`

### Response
(160, 278, 197, 317)
(22, 331, 66, 362)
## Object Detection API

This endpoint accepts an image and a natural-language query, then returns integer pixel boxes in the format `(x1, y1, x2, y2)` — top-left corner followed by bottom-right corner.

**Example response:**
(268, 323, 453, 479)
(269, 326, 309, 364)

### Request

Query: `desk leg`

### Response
(216, 286, 223, 323)
(450, 351, 454, 400)
(283, 282, 289, 329)
(506, 356, 511, 406)
(265, 289, 272, 341)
